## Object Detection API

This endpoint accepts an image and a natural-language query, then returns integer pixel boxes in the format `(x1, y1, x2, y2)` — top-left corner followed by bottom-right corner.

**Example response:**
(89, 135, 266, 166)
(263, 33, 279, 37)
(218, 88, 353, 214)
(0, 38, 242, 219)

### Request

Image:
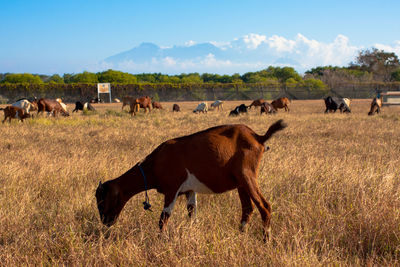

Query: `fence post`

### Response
(236, 84, 239, 100)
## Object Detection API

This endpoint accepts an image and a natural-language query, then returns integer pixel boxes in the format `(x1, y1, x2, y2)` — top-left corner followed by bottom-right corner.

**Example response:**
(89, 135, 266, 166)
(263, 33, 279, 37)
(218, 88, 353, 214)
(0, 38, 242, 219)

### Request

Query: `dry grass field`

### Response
(1, 99, 400, 266)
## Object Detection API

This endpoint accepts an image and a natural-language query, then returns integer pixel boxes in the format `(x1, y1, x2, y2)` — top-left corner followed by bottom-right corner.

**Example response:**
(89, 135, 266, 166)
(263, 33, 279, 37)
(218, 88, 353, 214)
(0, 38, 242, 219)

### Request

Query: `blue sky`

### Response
(1, 0, 399, 74)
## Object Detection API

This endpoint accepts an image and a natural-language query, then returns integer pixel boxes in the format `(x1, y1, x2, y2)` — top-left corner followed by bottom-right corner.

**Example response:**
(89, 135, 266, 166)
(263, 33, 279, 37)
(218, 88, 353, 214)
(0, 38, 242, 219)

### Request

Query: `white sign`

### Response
(97, 83, 112, 103)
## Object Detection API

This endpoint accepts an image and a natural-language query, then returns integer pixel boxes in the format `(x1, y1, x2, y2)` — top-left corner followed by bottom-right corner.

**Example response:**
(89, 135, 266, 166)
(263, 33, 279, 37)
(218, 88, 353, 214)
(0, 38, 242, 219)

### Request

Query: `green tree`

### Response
(271, 66, 302, 82)
(47, 74, 64, 83)
(2, 73, 43, 83)
(350, 48, 400, 81)
(391, 69, 400, 81)
(97, 69, 137, 84)
(135, 73, 157, 83)
(285, 77, 298, 88)
(301, 78, 327, 92)
(63, 73, 73, 83)
(231, 73, 243, 83)
(180, 73, 202, 83)
(70, 71, 98, 83)
(0, 73, 7, 82)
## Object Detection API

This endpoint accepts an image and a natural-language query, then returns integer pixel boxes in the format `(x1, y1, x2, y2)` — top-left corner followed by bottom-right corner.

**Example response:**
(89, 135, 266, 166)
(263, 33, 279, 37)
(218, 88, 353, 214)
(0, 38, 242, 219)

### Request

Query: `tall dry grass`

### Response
(0, 100, 399, 266)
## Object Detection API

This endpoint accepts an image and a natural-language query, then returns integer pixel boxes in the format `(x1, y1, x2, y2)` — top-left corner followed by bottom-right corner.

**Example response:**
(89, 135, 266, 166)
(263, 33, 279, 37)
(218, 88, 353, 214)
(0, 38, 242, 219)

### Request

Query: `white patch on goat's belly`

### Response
(181, 169, 214, 194)
(162, 169, 214, 215)
(83, 102, 88, 110)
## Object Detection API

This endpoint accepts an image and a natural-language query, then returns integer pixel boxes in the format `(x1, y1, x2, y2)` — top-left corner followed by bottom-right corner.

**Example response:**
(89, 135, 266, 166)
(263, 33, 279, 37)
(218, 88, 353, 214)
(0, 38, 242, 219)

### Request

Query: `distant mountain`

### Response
(105, 42, 162, 62)
(101, 34, 363, 74)
(105, 42, 227, 63)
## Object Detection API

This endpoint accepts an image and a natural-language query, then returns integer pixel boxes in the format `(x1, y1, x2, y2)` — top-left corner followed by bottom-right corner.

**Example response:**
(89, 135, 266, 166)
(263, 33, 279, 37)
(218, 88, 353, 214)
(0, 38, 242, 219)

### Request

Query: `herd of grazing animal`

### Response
(0, 93, 393, 242)
(0, 94, 389, 123)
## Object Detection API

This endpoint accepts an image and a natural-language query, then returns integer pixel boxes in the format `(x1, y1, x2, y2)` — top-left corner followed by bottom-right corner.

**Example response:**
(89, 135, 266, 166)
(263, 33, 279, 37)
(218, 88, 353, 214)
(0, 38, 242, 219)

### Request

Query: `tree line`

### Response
(1, 48, 399, 90)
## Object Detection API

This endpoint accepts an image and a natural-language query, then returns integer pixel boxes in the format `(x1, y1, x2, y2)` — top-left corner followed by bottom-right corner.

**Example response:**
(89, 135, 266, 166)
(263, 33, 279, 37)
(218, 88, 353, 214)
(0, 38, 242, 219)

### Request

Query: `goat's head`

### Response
(95, 181, 124, 227)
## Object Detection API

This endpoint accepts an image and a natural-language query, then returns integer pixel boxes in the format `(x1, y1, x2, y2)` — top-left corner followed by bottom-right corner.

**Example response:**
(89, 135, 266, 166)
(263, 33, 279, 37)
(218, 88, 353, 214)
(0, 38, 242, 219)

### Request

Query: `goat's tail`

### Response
(0, 107, 4, 111)
(258, 119, 287, 144)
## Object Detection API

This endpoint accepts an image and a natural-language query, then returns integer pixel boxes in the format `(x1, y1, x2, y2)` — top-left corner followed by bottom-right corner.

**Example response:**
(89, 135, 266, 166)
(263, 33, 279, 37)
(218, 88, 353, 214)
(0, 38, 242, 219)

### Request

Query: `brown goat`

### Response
(248, 99, 265, 109)
(152, 101, 163, 110)
(128, 101, 141, 116)
(260, 102, 277, 115)
(1, 106, 31, 123)
(37, 98, 69, 117)
(172, 104, 180, 112)
(96, 120, 287, 241)
(271, 97, 290, 112)
(127, 96, 152, 116)
(368, 97, 382, 115)
(121, 96, 136, 111)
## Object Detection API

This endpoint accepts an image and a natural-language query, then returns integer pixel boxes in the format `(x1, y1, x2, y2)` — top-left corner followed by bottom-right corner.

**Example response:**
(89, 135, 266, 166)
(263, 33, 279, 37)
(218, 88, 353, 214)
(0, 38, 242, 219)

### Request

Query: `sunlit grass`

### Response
(0, 100, 399, 265)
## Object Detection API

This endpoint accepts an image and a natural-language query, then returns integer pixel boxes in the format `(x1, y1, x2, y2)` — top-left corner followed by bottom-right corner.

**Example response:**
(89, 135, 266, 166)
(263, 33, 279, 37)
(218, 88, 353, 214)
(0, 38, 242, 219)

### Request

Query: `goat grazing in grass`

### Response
(260, 102, 277, 115)
(193, 102, 208, 113)
(172, 104, 180, 112)
(210, 100, 224, 111)
(37, 98, 70, 117)
(229, 104, 248, 116)
(95, 120, 287, 241)
(368, 97, 382, 115)
(271, 97, 291, 112)
(248, 99, 265, 109)
(1, 106, 31, 123)
(12, 98, 38, 116)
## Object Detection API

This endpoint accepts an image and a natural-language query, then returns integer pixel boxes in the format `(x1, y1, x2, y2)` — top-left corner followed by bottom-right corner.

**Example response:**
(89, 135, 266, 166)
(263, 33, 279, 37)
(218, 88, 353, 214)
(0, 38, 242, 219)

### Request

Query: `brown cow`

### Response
(37, 98, 69, 117)
(152, 101, 163, 110)
(271, 97, 290, 112)
(249, 99, 265, 109)
(0, 106, 31, 123)
(368, 97, 382, 115)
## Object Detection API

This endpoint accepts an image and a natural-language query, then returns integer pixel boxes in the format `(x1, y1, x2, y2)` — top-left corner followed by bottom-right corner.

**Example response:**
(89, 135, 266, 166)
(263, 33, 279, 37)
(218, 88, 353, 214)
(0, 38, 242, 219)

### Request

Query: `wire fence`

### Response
(1, 83, 400, 103)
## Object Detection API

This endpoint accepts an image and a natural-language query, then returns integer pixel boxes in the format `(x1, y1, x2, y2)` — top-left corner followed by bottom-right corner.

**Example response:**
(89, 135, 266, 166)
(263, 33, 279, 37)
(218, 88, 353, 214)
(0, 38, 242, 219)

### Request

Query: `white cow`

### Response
(193, 102, 208, 113)
(211, 100, 224, 111)
(12, 99, 38, 115)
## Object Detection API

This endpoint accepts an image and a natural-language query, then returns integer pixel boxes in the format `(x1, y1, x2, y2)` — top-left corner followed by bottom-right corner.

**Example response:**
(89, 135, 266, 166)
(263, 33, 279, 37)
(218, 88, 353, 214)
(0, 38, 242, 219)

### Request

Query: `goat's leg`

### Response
(159, 191, 179, 231)
(238, 187, 254, 232)
(185, 191, 197, 218)
(236, 170, 272, 241)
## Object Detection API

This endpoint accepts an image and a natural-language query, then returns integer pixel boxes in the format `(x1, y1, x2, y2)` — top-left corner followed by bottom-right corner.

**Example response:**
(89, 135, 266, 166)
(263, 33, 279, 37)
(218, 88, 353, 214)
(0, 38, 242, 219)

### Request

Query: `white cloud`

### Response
(373, 40, 400, 56)
(242, 33, 267, 49)
(101, 33, 399, 74)
(184, 40, 197, 47)
(162, 57, 177, 66)
(266, 35, 296, 52)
